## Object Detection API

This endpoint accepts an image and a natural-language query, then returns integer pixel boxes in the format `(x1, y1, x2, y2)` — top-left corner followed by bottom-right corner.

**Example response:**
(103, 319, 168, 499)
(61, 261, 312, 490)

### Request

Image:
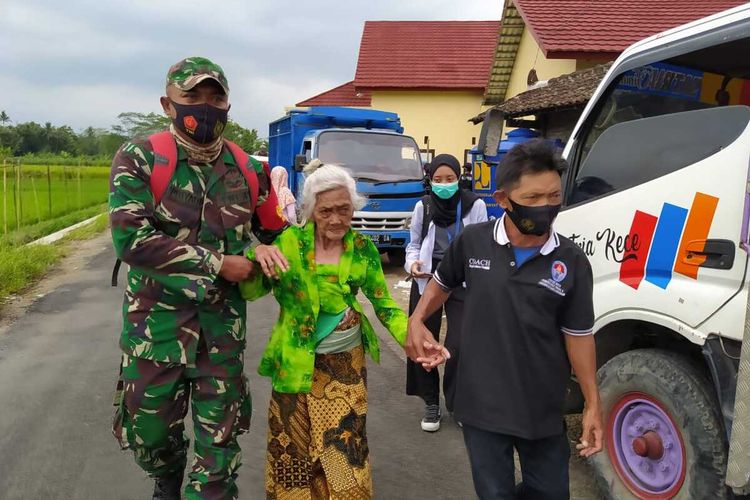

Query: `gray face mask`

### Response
(506, 199, 561, 236)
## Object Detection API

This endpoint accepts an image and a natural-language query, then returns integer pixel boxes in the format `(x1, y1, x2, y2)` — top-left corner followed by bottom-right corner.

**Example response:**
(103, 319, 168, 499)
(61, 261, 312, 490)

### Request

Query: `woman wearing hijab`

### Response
(271, 166, 298, 224)
(405, 153, 488, 432)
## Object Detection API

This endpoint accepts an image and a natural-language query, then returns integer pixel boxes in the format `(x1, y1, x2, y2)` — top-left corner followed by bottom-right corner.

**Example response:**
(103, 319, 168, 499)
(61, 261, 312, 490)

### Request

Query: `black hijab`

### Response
(427, 153, 480, 227)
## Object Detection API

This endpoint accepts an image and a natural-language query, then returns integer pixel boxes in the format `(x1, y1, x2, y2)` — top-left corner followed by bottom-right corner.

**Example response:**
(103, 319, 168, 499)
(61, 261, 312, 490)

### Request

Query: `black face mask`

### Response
(506, 199, 561, 236)
(170, 100, 229, 144)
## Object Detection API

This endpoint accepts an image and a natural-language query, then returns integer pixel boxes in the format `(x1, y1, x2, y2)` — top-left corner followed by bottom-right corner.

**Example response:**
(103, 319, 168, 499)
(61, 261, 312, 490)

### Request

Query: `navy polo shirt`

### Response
(434, 217, 594, 439)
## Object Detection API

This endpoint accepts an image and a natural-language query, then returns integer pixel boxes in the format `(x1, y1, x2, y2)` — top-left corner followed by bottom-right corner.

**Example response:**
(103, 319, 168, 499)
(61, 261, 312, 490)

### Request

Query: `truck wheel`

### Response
(591, 349, 729, 499)
(387, 249, 405, 267)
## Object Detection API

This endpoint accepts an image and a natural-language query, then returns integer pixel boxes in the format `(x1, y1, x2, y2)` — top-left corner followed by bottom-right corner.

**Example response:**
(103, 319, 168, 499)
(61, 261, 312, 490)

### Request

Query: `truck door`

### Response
(555, 46, 750, 330)
(292, 140, 313, 199)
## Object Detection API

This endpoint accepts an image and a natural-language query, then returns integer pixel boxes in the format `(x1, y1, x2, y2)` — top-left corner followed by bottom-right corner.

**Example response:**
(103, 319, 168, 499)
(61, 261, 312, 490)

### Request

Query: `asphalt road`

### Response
(0, 234, 599, 500)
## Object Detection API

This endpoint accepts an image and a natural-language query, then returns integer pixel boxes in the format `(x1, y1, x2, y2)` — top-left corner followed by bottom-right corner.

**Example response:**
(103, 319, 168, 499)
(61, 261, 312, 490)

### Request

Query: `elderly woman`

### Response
(241, 160, 444, 499)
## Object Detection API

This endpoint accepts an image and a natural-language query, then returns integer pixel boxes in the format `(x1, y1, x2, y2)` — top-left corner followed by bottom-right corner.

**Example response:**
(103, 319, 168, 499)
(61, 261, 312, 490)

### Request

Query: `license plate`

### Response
(367, 234, 392, 245)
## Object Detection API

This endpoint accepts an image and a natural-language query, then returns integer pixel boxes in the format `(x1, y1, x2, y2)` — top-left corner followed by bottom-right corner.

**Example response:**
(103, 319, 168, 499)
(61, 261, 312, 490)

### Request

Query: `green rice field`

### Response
(0, 164, 109, 234)
(0, 162, 111, 302)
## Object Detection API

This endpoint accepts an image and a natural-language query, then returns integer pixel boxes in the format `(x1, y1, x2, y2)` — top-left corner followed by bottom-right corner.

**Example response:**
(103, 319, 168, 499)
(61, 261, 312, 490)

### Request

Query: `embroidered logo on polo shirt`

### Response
(539, 261, 568, 296)
(551, 261, 568, 283)
(469, 258, 491, 270)
(538, 278, 566, 296)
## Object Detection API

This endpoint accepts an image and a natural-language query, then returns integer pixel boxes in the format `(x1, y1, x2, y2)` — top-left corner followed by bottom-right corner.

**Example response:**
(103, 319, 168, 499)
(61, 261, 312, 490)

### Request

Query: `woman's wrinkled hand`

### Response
(417, 342, 450, 372)
(406, 316, 451, 372)
(254, 245, 289, 279)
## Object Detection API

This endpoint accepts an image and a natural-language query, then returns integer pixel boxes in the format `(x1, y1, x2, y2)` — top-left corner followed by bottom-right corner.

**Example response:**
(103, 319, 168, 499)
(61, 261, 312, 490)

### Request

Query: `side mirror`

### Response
(294, 154, 307, 172)
(477, 108, 504, 157)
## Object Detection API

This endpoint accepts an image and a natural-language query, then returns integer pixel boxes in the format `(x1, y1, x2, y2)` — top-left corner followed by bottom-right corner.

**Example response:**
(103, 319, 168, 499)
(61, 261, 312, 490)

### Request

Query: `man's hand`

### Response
(577, 403, 604, 458)
(565, 334, 603, 457)
(405, 280, 452, 371)
(254, 245, 289, 279)
(406, 316, 450, 372)
(219, 255, 255, 282)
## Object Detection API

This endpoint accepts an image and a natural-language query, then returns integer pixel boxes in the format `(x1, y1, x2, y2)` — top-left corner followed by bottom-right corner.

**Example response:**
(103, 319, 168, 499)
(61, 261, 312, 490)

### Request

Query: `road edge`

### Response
(26, 214, 102, 246)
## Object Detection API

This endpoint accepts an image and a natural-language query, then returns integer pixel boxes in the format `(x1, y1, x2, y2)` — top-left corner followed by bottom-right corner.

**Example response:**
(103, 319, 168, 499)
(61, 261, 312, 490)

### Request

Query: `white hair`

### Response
(299, 159, 366, 223)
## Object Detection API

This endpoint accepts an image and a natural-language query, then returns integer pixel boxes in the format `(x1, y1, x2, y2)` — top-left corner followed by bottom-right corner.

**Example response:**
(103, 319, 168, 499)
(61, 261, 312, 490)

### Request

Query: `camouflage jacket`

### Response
(109, 136, 284, 375)
(239, 223, 407, 393)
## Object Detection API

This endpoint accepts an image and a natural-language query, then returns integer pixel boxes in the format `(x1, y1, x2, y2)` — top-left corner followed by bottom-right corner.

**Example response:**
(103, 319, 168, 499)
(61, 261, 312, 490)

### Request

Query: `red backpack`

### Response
(111, 132, 286, 286)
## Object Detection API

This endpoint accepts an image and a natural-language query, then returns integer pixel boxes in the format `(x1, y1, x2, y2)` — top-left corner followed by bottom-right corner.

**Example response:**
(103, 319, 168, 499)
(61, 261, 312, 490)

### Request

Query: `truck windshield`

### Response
(317, 131, 424, 182)
(568, 35, 750, 205)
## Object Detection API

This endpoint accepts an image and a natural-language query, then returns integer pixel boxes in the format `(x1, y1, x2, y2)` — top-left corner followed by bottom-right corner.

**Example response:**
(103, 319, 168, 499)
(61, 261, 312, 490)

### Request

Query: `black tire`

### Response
(591, 349, 729, 500)
(386, 249, 406, 267)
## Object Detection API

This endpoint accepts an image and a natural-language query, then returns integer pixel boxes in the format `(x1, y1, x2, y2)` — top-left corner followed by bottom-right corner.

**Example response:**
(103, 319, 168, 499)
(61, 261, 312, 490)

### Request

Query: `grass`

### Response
(0, 204, 107, 247)
(15, 155, 110, 167)
(0, 164, 109, 233)
(0, 161, 112, 305)
(0, 209, 110, 305)
(60, 213, 109, 241)
(0, 243, 62, 302)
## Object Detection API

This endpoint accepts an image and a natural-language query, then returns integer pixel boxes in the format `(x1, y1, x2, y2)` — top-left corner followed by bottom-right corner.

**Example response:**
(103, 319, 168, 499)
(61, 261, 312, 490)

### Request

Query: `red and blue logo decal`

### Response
(620, 192, 719, 290)
(551, 261, 568, 283)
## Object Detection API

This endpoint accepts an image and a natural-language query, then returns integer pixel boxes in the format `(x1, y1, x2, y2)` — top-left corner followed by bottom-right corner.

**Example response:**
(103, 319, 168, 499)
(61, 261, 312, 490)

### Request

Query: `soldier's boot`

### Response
(152, 469, 184, 500)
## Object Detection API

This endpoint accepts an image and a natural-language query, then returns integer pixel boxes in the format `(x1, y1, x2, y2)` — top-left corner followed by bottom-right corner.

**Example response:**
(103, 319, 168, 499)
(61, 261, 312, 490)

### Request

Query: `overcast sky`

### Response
(1, 0, 500, 136)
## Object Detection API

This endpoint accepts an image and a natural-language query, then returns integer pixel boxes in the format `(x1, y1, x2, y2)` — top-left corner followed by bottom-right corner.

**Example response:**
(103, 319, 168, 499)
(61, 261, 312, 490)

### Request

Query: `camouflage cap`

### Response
(166, 56, 229, 94)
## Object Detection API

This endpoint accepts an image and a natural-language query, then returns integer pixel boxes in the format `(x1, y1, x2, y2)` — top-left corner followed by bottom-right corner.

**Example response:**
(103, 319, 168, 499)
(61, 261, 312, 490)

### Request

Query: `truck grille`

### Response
(352, 216, 409, 231)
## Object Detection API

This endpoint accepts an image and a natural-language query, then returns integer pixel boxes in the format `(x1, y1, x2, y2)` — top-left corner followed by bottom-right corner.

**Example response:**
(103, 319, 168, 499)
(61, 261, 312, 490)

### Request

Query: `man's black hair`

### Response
(495, 138, 568, 191)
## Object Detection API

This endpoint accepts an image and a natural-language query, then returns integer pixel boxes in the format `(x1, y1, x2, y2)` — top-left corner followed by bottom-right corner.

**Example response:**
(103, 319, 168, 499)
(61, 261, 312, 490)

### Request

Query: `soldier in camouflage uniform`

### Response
(109, 57, 289, 500)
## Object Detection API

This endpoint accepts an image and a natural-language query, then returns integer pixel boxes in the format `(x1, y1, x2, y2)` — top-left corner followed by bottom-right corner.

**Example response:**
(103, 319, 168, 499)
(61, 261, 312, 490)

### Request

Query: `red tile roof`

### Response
(354, 21, 501, 90)
(296, 81, 372, 107)
(515, 0, 747, 58)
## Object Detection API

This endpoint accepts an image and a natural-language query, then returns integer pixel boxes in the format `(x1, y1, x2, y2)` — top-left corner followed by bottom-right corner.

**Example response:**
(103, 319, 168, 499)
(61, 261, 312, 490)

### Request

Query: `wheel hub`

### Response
(632, 431, 664, 460)
(608, 393, 686, 498)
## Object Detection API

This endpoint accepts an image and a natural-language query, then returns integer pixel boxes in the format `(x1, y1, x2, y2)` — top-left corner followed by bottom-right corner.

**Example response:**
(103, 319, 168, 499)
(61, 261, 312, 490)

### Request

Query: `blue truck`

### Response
(268, 106, 426, 263)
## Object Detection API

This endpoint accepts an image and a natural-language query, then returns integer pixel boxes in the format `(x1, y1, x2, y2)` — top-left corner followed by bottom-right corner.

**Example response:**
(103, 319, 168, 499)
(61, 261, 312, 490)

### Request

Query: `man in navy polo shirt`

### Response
(407, 139, 603, 499)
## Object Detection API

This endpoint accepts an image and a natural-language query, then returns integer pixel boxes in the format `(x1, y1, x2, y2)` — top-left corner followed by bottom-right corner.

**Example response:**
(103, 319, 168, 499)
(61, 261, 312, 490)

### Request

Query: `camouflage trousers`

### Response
(112, 343, 252, 500)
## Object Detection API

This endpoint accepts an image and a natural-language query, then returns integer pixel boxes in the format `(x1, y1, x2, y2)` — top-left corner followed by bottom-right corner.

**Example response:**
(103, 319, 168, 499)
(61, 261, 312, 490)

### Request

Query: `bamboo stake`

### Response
(63, 165, 69, 211)
(2, 161, 7, 235)
(18, 160, 24, 226)
(31, 175, 41, 223)
(13, 162, 21, 229)
(47, 164, 52, 217)
(14, 161, 20, 229)
(77, 161, 82, 209)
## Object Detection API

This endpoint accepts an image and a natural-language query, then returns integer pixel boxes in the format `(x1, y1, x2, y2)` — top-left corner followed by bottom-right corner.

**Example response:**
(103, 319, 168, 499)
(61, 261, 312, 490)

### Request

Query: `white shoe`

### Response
(421, 404, 442, 432)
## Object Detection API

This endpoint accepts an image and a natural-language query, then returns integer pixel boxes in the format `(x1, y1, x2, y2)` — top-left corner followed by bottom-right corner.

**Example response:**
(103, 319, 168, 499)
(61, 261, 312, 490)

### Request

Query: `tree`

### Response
(32, 122, 77, 155)
(0, 126, 20, 154)
(98, 132, 128, 156)
(114, 112, 170, 139)
(77, 126, 126, 156)
(113, 112, 266, 153)
(224, 120, 266, 154)
(43, 122, 53, 145)
(0, 111, 10, 125)
(14, 122, 46, 155)
(77, 126, 99, 156)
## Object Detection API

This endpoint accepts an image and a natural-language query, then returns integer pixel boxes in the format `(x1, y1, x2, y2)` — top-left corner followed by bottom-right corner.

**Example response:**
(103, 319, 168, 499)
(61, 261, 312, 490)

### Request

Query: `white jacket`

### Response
(405, 198, 488, 294)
